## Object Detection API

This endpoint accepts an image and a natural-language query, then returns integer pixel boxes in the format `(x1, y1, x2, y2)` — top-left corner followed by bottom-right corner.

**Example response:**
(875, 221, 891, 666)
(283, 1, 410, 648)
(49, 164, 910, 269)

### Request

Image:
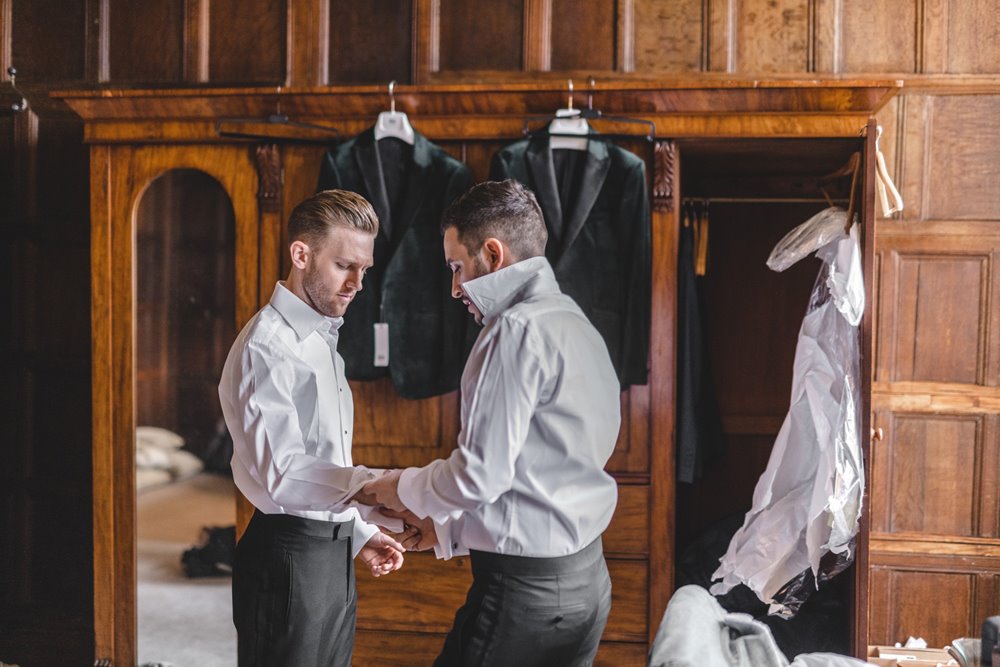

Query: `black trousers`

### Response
(233, 511, 356, 667)
(434, 538, 612, 667)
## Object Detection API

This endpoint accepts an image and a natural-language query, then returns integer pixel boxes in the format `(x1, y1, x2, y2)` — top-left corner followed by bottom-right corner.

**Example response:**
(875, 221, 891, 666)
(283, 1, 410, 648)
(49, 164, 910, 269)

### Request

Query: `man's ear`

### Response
(290, 239, 310, 270)
(482, 237, 506, 272)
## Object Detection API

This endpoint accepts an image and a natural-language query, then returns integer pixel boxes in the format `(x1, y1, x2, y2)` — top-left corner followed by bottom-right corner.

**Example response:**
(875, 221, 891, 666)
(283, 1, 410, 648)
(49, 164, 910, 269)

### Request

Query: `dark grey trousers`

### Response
(434, 538, 612, 667)
(233, 511, 356, 667)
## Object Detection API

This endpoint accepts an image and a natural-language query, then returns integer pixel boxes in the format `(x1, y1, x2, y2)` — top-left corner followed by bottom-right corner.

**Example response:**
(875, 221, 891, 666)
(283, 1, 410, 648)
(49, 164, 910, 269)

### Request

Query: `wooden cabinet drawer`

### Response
(605, 483, 650, 556)
(357, 553, 648, 641)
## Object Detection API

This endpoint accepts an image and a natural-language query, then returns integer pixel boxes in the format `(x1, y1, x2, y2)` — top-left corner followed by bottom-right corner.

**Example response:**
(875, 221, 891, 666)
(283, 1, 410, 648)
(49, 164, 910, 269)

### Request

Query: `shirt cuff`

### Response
(350, 516, 380, 559)
(397, 466, 429, 518)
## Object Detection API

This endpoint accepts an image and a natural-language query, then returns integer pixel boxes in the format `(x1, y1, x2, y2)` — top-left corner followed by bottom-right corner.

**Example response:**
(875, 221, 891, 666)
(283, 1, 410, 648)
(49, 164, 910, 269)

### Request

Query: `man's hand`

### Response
(382, 508, 438, 552)
(358, 532, 405, 577)
(361, 469, 405, 512)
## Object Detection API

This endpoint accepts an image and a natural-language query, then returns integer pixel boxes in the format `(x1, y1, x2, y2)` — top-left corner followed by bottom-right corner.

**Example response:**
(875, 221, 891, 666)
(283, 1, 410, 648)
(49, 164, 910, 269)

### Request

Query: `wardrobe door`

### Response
(854, 118, 878, 655)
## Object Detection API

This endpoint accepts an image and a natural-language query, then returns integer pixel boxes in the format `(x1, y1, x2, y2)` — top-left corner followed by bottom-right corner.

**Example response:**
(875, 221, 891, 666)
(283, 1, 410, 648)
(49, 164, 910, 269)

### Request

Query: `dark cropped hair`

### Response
(288, 189, 379, 247)
(440, 180, 547, 260)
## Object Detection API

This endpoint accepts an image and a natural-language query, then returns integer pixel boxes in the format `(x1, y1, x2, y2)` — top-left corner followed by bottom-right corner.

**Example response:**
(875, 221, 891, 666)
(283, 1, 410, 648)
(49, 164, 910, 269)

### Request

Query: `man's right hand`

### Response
(382, 509, 438, 551)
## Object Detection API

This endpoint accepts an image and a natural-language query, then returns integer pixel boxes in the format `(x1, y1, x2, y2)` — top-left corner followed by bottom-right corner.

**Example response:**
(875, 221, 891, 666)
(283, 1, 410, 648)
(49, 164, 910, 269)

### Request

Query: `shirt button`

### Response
(453, 542, 459, 549)
(344, 430, 348, 435)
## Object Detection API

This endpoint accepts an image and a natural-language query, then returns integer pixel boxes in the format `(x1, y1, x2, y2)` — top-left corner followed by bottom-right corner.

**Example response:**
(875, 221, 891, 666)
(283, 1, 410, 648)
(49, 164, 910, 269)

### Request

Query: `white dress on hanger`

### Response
(710, 207, 865, 617)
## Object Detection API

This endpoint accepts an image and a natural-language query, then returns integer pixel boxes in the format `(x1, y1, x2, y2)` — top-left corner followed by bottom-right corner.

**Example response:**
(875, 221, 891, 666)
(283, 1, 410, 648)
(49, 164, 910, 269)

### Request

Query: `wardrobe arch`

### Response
(58, 79, 900, 666)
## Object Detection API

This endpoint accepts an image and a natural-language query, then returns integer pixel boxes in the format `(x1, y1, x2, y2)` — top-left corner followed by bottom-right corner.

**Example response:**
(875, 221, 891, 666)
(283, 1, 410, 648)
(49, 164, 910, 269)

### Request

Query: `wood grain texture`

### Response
(328, 0, 412, 84)
(438, 0, 523, 72)
(633, 0, 703, 72)
(208, 0, 285, 84)
(732, 0, 810, 73)
(835, 0, 918, 73)
(550, 0, 614, 72)
(869, 565, 990, 647)
(107, 0, 184, 83)
(875, 237, 1000, 386)
(871, 411, 983, 536)
(287, 0, 328, 85)
(353, 629, 646, 666)
(11, 0, 87, 82)
(924, 95, 1000, 220)
(355, 555, 647, 641)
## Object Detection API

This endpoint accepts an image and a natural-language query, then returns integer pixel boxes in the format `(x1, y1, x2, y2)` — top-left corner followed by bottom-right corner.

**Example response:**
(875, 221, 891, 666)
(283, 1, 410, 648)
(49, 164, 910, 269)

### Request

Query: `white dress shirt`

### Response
(397, 256, 621, 558)
(219, 282, 379, 555)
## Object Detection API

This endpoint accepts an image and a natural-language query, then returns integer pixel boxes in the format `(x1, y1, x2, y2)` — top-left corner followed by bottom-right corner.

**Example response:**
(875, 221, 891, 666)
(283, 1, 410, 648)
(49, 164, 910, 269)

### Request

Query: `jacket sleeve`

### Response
(619, 158, 651, 387)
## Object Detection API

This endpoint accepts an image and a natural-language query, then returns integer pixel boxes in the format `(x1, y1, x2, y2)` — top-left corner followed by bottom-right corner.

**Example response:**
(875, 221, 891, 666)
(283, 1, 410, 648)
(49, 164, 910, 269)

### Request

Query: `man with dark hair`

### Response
(219, 189, 409, 667)
(361, 180, 621, 666)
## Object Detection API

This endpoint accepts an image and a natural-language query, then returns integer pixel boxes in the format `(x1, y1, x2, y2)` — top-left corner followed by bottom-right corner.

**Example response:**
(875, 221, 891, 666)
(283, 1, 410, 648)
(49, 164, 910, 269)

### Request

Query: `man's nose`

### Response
(450, 273, 463, 299)
(347, 268, 365, 291)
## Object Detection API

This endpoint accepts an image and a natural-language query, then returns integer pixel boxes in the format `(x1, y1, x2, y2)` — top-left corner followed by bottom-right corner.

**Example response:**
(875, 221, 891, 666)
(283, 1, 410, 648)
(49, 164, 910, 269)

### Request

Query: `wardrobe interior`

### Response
(674, 137, 862, 655)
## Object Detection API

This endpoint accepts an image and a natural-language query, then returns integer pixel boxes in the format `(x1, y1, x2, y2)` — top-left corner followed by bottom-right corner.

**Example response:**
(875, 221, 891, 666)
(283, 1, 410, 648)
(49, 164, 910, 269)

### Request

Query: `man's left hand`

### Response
(358, 531, 405, 577)
(360, 469, 405, 512)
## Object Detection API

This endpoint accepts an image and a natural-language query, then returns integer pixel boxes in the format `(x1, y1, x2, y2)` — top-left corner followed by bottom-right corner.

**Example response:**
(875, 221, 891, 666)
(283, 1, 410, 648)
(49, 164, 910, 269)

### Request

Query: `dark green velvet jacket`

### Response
(491, 137, 651, 387)
(317, 129, 474, 399)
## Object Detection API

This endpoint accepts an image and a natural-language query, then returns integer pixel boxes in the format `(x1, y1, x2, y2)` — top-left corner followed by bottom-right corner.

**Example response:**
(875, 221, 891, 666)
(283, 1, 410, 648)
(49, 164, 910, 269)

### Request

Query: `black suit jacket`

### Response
(317, 129, 474, 399)
(491, 137, 651, 387)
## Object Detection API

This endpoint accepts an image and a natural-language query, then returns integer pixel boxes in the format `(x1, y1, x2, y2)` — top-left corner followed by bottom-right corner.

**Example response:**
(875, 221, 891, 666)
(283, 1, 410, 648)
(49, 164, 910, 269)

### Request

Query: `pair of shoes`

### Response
(181, 525, 236, 578)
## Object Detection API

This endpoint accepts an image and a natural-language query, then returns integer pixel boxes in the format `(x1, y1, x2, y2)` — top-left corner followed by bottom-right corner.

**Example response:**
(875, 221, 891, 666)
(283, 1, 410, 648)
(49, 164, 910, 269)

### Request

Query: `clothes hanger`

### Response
(873, 126, 904, 217)
(817, 151, 861, 233)
(4, 67, 29, 115)
(373, 80, 415, 145)
(522, 77, 656, 145)
(215, 92, 341, 144)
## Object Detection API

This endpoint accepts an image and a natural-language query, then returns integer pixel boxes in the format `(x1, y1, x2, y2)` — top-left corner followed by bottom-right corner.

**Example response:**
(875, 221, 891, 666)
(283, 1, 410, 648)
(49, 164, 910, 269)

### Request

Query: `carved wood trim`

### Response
(652, 140, 675, 212)
(254, 143, 282, 213)
(183, 0, 209, 83)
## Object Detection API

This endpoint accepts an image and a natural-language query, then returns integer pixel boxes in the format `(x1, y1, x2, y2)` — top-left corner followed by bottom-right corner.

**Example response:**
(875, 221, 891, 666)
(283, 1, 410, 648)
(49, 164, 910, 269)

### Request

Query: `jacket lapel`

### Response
(352, 129, 393, 238)
(560, 139, 610, 257)
(525, 139, 563, 244)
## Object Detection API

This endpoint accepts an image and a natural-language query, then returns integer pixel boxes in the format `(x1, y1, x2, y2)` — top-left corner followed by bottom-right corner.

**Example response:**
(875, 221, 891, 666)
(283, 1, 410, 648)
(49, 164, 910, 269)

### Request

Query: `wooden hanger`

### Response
(523, 77, 656, 145)
(216, 94, 341, 144)
(818, 151, 861, 233)
(374, 80, 415, 145)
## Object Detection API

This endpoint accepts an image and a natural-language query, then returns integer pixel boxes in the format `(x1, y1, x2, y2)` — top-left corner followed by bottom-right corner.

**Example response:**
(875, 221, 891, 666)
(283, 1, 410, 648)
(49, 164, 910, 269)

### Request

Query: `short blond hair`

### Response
(288, 189, 379, 247)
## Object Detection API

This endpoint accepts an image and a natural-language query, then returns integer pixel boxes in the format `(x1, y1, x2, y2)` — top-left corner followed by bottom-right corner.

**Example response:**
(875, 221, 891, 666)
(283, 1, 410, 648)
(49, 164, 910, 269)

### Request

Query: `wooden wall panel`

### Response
(108, 0, 184, 83)
(632, 0, 702, 72)
(35, 119, 89, 222)
(209, 0, 285, 84)
(550, 0, 615, 71)
(438, 0, 523, 72)
(924, 96, 1000, 220)
(834, 0, 917, 73)
(929, 0, 1000, 74)
(869, 567, 984, 646)
(709, 0, 810, 73)
(872, 412, 982, 536)
(329, 0, 412, 84)
(876, 243, 997, 386)
(11, 0, 87, 81)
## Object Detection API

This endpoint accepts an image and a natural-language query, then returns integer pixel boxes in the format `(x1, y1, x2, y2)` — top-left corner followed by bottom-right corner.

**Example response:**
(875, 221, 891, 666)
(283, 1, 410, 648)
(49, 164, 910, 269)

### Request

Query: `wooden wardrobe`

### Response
(59, 78, 900, 666)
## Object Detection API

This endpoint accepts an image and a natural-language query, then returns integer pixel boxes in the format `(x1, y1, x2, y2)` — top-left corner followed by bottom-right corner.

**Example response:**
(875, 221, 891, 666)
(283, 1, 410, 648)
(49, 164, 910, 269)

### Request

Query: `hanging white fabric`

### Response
(710, 207, 865, 618)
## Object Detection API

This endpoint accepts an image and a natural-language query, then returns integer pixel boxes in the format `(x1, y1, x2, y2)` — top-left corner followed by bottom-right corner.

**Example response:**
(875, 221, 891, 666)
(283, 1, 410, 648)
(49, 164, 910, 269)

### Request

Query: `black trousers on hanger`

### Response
(233, 510, 356, 667)
(434, 538, 611, 667)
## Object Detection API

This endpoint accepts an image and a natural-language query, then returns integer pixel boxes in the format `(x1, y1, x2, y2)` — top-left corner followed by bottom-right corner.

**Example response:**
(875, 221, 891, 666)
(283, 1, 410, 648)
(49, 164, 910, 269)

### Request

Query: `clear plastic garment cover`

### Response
(710, 207, 865, 618)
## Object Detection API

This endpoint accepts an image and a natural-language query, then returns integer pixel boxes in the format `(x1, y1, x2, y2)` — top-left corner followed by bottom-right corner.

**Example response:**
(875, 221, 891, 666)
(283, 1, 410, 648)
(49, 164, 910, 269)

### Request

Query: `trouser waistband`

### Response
(248, 509, 353, 540)
(470, 537, 604, 577)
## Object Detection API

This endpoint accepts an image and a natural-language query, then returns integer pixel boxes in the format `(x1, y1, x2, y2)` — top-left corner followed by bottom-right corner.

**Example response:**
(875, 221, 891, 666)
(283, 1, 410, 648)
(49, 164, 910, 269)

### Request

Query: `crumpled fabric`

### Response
(710, 208, 865, 618)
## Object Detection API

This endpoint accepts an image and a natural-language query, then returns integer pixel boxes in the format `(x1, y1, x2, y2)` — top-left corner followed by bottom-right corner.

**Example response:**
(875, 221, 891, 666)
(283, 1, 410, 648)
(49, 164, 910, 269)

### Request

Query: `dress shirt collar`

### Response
(269, 281, 344, 342)
(462, 256, 560, 326)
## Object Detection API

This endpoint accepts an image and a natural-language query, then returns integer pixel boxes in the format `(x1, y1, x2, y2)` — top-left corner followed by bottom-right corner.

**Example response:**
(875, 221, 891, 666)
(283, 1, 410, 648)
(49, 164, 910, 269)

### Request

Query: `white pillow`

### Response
(136, 425, 185, 450)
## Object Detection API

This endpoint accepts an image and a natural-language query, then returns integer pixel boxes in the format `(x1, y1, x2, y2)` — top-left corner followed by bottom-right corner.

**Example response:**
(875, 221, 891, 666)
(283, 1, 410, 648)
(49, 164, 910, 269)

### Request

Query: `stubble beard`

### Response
(303, 264, 343, 318)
